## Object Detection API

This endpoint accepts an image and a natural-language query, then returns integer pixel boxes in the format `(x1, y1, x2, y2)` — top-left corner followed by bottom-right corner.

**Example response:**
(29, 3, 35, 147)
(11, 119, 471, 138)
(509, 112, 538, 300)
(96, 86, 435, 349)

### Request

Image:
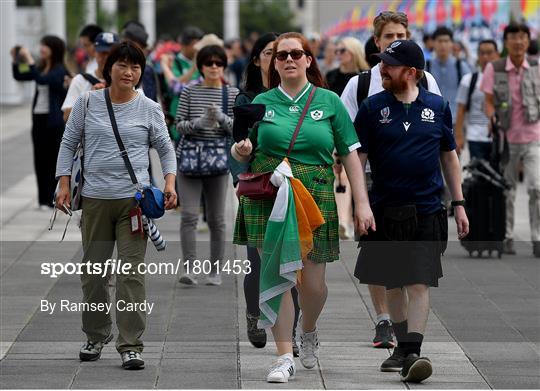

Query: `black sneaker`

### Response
(246, 311, 266, 348)
(533, 241, 540, 258)
(380, 347, 407, 372)
(400, 353, 432, 383)
(503, 238, 516, 255)
(373, 320, 395, 348)
(79, 333, 113, 361)
(121, 351, 145, 370)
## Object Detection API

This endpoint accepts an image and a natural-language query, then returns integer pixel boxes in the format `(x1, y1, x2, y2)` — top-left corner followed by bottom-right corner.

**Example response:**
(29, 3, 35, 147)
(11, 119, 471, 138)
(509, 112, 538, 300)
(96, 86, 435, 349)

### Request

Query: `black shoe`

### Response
(246, 311, 266, 348)
(380, 347, 407, 372)
(373, 320, 395, 348)
(503, 238, 516, 255)
(400, 353, 432, 383)
(121, 351, 145, 370)
(79, 334, 113, 361)
(533, 241, 540, 258)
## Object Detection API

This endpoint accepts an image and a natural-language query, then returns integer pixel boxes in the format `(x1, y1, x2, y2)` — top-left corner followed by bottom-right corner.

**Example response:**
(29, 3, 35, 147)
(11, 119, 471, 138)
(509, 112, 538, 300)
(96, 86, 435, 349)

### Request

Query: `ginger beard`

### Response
(381, 66, 410, 93)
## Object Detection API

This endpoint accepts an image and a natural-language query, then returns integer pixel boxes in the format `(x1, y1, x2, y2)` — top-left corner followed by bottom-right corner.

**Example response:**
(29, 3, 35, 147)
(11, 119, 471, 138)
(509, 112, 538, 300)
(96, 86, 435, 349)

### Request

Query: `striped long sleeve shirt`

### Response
(175, 83, 238, 139)
(56, 89, 176, 199)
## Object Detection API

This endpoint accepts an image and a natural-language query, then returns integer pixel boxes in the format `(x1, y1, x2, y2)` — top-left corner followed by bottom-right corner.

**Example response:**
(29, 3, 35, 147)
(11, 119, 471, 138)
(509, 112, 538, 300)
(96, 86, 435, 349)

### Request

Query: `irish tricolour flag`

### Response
(258, 159, 325, 329)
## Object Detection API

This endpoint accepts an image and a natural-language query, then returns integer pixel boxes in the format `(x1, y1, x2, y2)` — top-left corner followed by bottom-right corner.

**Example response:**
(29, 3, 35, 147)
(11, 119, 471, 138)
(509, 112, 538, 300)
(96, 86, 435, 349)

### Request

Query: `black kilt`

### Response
(354, 208, 448, 289)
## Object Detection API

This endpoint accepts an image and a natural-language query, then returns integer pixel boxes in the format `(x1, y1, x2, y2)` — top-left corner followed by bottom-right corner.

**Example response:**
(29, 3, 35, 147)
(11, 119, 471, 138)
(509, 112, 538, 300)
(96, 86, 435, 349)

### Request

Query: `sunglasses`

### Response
(377, 11, 407, 18)
(49, 204, 73, 242)
(275, 49, 306, 61)
(203, 60, 225, 67)
(335, 48, 347, 55)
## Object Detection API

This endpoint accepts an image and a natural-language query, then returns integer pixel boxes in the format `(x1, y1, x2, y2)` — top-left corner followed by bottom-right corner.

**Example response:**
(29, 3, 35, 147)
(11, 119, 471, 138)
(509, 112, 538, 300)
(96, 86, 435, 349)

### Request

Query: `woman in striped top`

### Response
(175, 45, 239, 286)
(55, 42, 177, 370)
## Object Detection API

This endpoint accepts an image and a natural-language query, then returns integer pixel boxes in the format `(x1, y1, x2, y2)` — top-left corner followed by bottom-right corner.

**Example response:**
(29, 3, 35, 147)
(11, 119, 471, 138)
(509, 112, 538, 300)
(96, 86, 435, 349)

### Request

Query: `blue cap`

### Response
(94, 32, 119, 52)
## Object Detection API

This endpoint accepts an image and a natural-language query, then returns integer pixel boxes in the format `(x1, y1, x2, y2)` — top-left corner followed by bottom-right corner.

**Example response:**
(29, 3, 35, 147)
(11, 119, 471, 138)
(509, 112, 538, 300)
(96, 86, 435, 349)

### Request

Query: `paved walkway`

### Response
(0, 104, 538, 389)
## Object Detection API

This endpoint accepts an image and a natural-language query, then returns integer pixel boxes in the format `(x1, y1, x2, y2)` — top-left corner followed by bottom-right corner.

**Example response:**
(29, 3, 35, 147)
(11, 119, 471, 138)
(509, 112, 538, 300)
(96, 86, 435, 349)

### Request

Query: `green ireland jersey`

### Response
(169, 53, 200, 116)
(251, 83, 360, 165)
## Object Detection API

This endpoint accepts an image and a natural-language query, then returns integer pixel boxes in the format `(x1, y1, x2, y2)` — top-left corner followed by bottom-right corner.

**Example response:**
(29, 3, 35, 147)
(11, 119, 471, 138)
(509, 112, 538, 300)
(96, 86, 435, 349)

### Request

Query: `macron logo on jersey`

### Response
(403, 122, 411, 132)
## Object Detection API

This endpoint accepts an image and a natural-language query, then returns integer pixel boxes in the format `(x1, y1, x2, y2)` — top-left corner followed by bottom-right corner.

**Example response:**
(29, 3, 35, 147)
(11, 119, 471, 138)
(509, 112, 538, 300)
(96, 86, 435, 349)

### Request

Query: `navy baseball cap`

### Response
(94, 32, 119, 52)
(375, 40, 425, 70)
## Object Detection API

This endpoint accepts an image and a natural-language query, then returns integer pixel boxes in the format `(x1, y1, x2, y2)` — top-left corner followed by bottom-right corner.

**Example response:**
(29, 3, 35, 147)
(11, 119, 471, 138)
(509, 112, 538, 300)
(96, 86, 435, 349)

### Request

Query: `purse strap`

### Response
(104, 88, 139, 186)
(286, 85, 317, 157)
(221, 85, 228, 115)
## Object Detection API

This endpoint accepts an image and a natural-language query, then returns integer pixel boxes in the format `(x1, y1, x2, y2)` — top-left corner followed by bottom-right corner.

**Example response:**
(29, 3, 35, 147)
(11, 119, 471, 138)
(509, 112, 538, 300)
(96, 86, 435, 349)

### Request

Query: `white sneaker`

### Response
(179, 272, 198, 285)
(121, 351, 144, 370)
(267, 354, 295, 383)
(298, 328, 319, 369)
(205, 273, 222, 286)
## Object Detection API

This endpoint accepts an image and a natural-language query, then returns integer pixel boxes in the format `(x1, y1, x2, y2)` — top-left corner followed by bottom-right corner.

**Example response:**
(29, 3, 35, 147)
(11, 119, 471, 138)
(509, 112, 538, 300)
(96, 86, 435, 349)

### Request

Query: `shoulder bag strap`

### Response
(456, 59, 463, 86)
(221, 85, 228, 114)
(286, 85, 317, 157)
(81, 72, 101, 86)
(104, 88, 139, 186)
(466, 72, 479, 112)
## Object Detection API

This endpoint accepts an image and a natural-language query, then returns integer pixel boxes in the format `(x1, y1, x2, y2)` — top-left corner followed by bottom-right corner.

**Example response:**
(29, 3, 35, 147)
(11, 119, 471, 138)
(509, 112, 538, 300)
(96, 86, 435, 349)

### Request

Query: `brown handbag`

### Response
(237, 86, 317, 199)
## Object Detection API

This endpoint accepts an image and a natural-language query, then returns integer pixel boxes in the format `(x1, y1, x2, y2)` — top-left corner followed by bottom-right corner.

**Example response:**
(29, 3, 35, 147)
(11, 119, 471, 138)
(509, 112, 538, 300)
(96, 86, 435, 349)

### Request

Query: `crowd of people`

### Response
(10, 8, 539, 385)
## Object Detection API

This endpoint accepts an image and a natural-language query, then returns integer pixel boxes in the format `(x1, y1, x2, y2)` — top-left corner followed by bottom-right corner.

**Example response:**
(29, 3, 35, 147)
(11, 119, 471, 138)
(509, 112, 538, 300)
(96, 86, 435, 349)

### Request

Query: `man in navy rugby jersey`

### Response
(354, 40, 469, 383)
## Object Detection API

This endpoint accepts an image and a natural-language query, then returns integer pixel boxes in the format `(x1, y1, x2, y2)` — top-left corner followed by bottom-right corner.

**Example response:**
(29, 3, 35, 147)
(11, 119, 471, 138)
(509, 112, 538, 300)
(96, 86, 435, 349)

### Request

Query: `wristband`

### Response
(451, 200, 466, 207)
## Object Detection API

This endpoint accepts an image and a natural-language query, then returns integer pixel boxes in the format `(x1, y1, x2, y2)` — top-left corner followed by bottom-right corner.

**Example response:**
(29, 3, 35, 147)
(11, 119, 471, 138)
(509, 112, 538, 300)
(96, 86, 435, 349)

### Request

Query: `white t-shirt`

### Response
(456, 72, 490, 142)
(340, 63, 442, 121)
(33, 84, 49, 114)
(62, 71, 101, 111)
(85, 58, 98, 75)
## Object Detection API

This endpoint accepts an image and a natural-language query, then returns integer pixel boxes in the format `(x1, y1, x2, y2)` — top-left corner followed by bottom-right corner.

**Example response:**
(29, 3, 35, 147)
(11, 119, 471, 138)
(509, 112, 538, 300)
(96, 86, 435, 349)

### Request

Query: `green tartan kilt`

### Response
(233, 153, 339, 263)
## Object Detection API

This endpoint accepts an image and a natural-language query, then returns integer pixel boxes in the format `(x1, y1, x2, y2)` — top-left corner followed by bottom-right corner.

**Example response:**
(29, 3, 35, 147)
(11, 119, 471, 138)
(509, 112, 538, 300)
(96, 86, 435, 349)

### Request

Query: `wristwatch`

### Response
(451, 200, 466, 207)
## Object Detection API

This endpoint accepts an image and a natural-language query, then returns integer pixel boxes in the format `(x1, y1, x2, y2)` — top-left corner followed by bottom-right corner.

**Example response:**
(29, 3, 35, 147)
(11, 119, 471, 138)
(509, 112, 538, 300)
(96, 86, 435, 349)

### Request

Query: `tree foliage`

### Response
(65, 0, 298, 47)
(239, 0, 298, 37)
(155, 0, 297, 40)
(156, 0, 223, 40)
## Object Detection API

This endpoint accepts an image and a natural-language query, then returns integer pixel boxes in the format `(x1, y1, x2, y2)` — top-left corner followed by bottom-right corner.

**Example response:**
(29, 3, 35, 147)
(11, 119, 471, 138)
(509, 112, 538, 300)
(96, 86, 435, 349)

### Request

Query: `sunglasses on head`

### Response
(377, 11, 407, 18)
(203, 60, 225, 67)
(335, 48, 347, 55)
(275, 49, 306, 61)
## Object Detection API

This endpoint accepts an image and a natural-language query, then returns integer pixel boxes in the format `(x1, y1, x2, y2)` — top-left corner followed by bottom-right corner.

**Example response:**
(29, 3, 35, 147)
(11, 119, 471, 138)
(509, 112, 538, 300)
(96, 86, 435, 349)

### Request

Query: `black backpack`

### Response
(356, 70, 429, 109)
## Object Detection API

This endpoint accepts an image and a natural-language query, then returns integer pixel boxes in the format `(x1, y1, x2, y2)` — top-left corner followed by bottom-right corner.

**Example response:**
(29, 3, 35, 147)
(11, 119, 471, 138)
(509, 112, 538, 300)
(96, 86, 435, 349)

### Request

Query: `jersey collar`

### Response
(278, 82, 312, 102)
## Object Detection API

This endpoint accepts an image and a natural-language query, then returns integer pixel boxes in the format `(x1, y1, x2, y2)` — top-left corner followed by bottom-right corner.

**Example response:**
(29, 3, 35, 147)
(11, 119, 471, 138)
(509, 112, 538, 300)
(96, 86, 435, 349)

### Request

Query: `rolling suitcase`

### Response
(460, 159, 507, 258)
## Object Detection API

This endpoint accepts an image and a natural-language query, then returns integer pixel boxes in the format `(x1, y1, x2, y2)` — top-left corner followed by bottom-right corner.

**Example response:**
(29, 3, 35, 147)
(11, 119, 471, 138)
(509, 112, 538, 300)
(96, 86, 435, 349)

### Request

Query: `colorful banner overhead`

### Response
(324, 0, 540, 39)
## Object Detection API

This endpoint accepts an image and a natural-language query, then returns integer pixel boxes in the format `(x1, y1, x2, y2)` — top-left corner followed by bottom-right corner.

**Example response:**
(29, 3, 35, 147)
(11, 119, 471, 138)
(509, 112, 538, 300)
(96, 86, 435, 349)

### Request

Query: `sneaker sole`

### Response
(122, 362, 145, 370)
(401, 359, 432, 383)
(179, 276, 198, 285)
(380, 365, 402, 373)
(267, 374, 295, 383)
(373, 340, 396, 349)
(79, 334, 113, 361)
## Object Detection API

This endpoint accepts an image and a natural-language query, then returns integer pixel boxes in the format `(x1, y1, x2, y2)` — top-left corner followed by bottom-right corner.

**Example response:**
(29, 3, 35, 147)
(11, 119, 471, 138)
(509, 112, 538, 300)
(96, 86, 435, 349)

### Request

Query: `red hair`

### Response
(268, 32, 327, 89)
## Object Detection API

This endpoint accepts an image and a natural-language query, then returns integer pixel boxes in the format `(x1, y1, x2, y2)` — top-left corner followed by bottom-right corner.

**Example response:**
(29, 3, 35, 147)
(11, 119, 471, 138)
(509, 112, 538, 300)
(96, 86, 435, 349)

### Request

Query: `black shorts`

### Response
(354, 208, 448, 290)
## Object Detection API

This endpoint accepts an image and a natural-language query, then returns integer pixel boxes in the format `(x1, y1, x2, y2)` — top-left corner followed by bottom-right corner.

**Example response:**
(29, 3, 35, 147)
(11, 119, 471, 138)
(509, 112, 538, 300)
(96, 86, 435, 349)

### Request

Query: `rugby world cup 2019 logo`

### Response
(379, 106, 392, 124)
